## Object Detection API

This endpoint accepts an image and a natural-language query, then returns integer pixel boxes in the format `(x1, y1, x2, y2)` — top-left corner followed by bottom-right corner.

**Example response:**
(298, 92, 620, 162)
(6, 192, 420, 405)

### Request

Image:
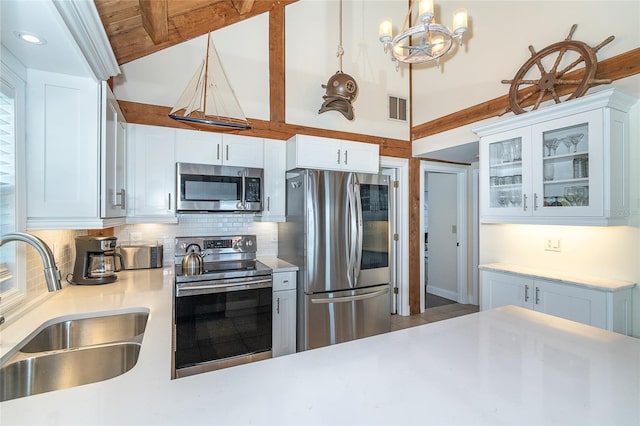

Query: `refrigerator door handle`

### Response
(310, 287, 389, 304)
(353, 175, 363, 284)
(346, 173, 357, 287)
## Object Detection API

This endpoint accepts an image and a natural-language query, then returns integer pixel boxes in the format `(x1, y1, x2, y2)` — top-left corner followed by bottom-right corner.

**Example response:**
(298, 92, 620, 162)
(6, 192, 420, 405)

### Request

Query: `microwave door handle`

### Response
(241, 172, 246, 209)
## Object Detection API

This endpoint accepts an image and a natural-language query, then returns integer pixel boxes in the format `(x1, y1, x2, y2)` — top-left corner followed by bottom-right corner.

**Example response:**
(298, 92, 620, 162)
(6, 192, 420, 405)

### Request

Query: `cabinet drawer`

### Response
(273, 271, 296, 291)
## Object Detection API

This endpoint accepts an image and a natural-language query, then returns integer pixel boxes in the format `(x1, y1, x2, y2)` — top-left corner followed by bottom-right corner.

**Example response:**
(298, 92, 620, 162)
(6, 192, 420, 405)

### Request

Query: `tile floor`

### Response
(390, 300, 480, 331)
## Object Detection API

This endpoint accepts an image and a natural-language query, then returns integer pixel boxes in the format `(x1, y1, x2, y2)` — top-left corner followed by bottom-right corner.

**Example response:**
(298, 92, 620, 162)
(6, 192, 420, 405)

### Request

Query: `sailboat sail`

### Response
(169, 34, 250, 130)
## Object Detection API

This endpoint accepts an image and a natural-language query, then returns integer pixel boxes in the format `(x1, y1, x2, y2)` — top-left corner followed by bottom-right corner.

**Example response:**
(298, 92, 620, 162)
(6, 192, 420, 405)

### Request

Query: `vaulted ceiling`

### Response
(94, 0, 297, 65)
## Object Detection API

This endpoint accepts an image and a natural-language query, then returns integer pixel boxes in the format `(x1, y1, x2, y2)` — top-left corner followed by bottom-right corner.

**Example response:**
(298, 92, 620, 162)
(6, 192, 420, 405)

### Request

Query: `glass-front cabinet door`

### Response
(531, 109, 604, 217)
(480, 128, 532, 219)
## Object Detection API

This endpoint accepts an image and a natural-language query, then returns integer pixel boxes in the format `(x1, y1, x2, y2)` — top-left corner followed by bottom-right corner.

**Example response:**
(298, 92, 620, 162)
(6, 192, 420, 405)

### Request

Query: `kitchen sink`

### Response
(0, 309, 149, 402)
(19, 312, 148, 353)
(0, 343, 141, 402)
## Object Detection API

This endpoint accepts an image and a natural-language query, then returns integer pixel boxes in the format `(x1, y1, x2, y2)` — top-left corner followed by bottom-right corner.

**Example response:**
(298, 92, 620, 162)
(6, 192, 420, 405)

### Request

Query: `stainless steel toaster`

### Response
(117, 244, 163, 269)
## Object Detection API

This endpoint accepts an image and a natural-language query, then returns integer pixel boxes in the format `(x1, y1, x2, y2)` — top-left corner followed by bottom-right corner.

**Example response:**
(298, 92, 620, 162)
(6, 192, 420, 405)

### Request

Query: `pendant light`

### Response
(319, 0, 358, 120)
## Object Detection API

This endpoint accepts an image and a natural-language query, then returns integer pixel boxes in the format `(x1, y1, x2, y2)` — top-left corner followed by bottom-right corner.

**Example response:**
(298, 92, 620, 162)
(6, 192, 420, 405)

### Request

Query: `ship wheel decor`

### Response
(501, 24, 615, 115)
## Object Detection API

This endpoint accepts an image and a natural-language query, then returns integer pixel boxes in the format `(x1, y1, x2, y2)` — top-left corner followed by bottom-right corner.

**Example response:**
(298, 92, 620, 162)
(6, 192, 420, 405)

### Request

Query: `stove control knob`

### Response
(245, 239, 253, 247)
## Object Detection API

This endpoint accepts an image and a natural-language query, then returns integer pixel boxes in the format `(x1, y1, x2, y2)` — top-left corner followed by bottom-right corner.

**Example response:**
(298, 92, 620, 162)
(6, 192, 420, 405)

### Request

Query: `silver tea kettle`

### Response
(182, 244, 204, 276)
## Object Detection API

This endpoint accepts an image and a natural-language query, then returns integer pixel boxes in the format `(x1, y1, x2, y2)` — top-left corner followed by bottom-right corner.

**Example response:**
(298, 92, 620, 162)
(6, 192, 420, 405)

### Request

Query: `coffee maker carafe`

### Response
(69, 236, 125, 285)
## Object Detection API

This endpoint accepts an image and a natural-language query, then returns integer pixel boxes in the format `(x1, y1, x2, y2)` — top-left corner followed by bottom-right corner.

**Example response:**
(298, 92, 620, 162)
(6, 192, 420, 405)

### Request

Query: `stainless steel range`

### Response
(173, 235, 272, 378)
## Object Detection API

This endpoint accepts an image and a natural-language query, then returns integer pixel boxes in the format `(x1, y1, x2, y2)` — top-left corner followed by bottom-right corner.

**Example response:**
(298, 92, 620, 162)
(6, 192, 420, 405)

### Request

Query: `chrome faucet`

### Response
(0, 232, 63, 292)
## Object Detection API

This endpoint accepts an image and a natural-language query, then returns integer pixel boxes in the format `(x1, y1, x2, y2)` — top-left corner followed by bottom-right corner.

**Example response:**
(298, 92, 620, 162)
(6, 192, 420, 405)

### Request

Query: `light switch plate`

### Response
(544, 238, 561, 252)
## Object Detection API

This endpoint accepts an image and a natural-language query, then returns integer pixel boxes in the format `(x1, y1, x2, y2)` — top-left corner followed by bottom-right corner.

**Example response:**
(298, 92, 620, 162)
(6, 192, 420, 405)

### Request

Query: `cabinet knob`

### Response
(337, 149, 341, 164)
(533, 193, 539, 211)
(276, 297, 280, 314)
(523, 193, 528, 211)
(524, 284, 530, 302)
(535, 287, 540, 304)
(344, 150, 348, 165)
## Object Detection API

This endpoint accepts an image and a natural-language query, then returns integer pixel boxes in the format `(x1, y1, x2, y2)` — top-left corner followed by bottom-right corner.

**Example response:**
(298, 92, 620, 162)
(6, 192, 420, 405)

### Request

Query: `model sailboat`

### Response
(169, 33, 251, 130)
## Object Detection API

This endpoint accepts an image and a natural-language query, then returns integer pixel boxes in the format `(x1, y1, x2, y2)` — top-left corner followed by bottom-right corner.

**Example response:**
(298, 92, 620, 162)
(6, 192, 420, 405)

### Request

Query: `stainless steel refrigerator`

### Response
(278, 169, 391, 351)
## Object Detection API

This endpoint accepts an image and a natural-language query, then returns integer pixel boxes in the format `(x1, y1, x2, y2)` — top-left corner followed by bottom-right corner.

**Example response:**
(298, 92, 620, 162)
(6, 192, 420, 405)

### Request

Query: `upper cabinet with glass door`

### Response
(475, 88, 637, 226)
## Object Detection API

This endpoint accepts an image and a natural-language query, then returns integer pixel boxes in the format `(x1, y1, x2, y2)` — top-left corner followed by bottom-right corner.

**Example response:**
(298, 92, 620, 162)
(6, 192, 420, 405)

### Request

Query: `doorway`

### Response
(425, 172, 458, 307)
(380, 156, 409, 316)
(419, 161, 469, 313)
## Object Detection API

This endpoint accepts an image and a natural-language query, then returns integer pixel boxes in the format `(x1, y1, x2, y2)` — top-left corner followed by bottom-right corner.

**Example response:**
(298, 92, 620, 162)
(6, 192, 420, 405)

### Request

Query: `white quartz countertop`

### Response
(479, 262, 637, 291)
(257, 256, 298, 272)
(1, 268, 639, 425)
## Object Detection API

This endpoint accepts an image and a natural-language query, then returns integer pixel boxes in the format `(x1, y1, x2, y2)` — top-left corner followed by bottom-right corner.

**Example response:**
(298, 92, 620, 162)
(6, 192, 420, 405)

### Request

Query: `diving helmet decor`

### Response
(319, 0, 359, 120)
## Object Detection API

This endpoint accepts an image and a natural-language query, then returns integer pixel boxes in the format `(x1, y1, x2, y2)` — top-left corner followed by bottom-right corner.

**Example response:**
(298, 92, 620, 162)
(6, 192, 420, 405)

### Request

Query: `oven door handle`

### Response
(176, 277, 272, 297)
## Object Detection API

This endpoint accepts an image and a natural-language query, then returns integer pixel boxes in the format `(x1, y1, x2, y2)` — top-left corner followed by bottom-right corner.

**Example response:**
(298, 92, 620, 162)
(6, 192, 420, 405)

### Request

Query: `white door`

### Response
(426, 172, 458, 303)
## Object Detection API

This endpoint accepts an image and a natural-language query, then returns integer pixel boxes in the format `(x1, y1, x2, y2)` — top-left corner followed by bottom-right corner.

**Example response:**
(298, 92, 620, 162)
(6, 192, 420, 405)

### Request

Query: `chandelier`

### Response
(379, 0, 468, 68)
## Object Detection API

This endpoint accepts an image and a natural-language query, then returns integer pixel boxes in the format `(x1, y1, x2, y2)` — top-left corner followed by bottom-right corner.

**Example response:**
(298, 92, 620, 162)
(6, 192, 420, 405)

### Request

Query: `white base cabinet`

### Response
(286, 134, 379, 173)
(480, 266, 635, 335)
(26, 71, 126, 229)
(126, 124, 177, 223)
(272, 271, 297, 357)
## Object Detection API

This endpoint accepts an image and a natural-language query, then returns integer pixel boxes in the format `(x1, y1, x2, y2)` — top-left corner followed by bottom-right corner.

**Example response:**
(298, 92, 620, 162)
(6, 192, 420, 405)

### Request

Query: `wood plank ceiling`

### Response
(94, 0, 297, 65)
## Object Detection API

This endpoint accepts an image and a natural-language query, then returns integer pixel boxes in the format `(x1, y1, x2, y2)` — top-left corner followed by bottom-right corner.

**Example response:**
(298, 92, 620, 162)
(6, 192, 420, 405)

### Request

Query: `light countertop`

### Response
(257, 257, 298, 272)
(1, 268, 639, 425)
(479, 262, 637, 291)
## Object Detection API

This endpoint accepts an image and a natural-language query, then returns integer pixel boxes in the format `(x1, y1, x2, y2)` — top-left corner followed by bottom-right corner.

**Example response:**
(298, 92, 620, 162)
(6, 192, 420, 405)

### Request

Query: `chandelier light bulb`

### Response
(453, 8, 468, 35)
(379, 18, 393, 42)
(418, 0, 434, 21)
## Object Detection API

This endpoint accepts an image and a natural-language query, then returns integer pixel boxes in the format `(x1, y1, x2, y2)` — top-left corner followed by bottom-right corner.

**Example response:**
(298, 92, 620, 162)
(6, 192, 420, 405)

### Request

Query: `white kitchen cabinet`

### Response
(258, 139, 286, 222)
(480, 266, 635, 335)
(175, 129, 263, 168)
(26, 71, 126, 229)
(272, 271, 297, 357)
(475, 89, 637, 226)
(286, 134, 379, 173)
(101, 84, 127, 219)
(126, 124, 177, 223)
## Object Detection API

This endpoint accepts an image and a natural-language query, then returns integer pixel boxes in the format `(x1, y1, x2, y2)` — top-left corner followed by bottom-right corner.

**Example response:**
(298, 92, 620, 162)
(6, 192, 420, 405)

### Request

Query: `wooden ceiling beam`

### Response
(269, 6, 285, 123)
(230, 0, 255, 15)
(103, 0, 298, 65)
(138, 0, 169, 44)
(411, 48, 640, 140)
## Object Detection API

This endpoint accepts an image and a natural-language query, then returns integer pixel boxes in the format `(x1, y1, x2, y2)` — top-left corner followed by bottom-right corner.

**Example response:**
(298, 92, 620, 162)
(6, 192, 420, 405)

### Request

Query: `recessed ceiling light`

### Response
(14, 31, 47, 45)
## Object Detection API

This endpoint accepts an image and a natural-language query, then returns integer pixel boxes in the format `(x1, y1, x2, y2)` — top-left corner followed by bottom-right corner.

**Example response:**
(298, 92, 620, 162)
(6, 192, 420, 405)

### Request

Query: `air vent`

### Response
(388, 95, 407, 121)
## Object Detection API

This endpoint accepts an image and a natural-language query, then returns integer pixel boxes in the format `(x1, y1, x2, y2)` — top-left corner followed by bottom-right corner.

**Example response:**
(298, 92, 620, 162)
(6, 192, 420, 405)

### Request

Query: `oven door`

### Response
(174, 276, 272, 377)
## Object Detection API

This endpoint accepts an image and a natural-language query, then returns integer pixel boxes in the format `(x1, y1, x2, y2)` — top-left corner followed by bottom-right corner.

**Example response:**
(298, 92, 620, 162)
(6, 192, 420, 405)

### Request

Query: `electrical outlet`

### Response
(544, 238, 561, 252)
(130, 232, 142, 242)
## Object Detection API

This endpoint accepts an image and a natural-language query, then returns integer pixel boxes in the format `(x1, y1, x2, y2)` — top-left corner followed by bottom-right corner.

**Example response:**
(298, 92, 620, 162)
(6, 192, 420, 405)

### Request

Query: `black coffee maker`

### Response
(69, 236, 125, 285)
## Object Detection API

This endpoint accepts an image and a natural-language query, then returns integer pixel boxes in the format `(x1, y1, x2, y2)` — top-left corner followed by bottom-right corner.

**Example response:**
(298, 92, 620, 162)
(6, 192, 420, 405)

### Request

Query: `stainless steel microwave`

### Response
(176, 162, 263, 212)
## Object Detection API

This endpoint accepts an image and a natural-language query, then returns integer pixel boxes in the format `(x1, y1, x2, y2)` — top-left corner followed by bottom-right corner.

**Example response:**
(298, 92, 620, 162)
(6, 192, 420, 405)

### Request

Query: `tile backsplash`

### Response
(114, 214, 279, 265)
(26, 229, 86, 305)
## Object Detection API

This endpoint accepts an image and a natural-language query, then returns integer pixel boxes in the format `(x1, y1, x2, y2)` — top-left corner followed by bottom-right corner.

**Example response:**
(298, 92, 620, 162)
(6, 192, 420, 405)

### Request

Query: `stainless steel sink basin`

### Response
(0, 343, 141, 402)
(0, 310, 149, 402)
(19, 312, 148, 353)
